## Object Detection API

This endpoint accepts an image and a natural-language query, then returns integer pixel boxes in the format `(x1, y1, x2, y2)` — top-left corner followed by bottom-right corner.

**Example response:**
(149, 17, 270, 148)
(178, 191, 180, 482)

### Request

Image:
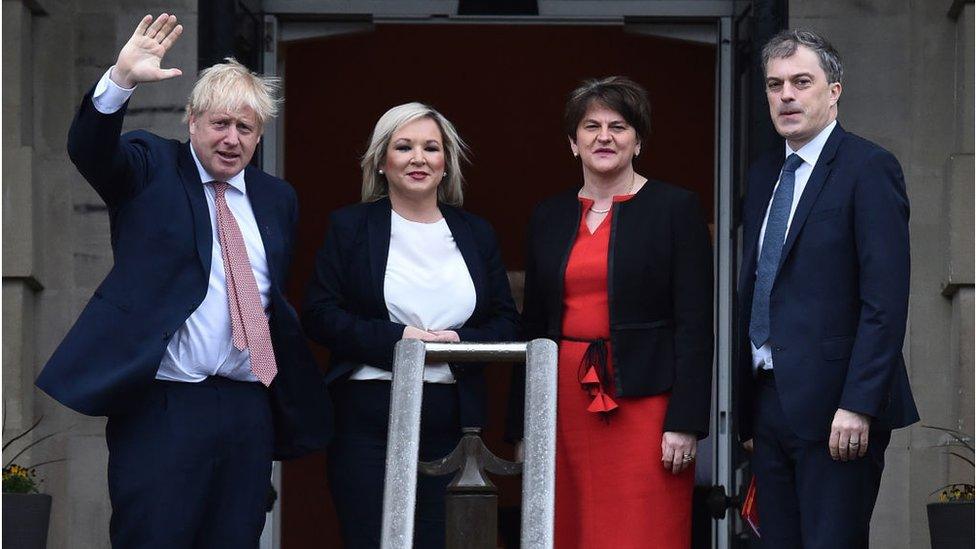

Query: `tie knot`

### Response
(783, 153, 803, 174)
(212, 181, 229, 197)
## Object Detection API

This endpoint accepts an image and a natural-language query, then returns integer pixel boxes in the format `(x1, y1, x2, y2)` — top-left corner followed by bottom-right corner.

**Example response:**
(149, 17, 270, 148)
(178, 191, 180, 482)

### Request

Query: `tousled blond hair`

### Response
(360, 103, 469, 206)
(184, 58, 281, 127)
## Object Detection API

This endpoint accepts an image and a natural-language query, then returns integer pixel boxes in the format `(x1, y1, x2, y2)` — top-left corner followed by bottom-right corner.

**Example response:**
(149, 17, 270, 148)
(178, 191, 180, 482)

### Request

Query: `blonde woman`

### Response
(302, 103, 518, 549)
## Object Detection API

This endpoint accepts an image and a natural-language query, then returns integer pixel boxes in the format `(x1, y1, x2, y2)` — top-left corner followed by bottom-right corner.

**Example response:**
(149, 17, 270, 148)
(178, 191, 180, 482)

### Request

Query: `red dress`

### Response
(554, 195, 694, 549)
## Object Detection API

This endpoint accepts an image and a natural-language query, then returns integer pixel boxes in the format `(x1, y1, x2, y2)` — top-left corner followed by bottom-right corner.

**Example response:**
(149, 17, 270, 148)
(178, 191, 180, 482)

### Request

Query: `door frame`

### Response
(259, 3, 746, 548)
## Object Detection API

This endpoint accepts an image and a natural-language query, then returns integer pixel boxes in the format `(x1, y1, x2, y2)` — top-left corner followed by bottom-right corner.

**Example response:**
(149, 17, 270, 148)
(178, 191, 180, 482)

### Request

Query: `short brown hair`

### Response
(762, 29, 844, 84)
(564, 76, 651, 142)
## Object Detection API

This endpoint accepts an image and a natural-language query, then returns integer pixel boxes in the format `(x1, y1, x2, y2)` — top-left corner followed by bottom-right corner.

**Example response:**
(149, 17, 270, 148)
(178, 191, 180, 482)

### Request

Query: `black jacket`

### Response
(510, 180, 713, 438)
(302, 197, 519, 428)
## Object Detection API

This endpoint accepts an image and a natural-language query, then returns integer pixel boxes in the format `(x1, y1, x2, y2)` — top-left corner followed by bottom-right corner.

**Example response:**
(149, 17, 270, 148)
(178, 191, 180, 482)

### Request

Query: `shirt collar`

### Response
(786, 119, 837, 168)
(189, 142, 247, 194)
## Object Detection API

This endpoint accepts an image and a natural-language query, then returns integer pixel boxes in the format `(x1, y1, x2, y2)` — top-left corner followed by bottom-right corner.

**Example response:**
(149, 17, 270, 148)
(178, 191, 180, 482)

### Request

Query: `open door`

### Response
(257, 2, 752, 547)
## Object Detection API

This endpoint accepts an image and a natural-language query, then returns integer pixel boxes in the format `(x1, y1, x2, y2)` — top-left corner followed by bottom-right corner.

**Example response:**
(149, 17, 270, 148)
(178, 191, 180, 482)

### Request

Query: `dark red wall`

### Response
(282, 24, 715, 547)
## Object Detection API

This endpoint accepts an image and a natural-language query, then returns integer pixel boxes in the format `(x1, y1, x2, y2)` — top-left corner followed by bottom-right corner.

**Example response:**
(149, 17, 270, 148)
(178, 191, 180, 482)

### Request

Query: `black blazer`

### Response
(302, 198, 519, 428)
(35, 87, 332, 460)
(510, 180, 714, 438)
(736, 124, 919, 441)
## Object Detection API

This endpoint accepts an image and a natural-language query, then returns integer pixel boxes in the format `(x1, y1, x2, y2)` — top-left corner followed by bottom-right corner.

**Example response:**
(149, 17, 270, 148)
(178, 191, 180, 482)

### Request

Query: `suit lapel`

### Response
(177, 142, 213, 275)
(778, 124, 846, 269)
(367, 199, 393, 313)
(442, 206, 485, 316)
(244, 167, 283, 287)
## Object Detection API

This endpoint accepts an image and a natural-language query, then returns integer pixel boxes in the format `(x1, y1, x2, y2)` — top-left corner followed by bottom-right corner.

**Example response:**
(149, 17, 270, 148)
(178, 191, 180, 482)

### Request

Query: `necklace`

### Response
(587, 171, 637, 215)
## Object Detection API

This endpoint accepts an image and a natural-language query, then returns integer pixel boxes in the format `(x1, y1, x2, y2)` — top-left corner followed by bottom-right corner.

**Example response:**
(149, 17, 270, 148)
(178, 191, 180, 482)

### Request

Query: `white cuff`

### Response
(92, 66, 136, 114)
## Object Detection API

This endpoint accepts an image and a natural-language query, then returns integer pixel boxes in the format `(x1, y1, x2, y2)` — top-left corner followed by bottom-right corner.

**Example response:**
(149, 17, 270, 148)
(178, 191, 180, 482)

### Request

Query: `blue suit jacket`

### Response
(35, 88, 332, 459)
(737, 124, 919, 441)
(301, 198, 519, 428)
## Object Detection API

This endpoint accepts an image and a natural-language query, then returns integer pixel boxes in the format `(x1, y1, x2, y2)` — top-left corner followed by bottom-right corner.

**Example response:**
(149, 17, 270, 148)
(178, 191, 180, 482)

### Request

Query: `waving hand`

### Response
(111, 14, 184, 89)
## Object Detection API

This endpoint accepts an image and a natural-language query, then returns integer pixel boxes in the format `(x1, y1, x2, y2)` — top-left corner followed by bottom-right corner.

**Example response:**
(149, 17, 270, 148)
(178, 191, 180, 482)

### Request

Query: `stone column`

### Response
(2, 0, 46, 490)
(941, 0, 974, 506)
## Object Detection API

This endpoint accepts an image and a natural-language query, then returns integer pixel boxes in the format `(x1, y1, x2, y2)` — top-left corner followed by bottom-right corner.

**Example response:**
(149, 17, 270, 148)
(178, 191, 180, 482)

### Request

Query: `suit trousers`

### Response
(327, 379, 462, 549)
(106, 377, 273, 549)
(752, 374, 890, 549)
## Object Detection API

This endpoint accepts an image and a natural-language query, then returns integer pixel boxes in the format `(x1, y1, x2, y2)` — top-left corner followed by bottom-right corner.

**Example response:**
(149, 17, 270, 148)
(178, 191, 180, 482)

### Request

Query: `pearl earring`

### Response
(378, 168, 384, 175)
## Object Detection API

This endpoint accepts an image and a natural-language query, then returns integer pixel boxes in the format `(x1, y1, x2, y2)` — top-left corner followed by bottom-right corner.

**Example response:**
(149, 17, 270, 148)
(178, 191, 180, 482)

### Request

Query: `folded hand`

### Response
(401, 327, 460, 343)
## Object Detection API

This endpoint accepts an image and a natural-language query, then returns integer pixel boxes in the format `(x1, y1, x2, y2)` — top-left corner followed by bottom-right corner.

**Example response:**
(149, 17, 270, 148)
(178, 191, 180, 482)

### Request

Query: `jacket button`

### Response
(773, 345, 784, 352)
(163, 331, 171, 340)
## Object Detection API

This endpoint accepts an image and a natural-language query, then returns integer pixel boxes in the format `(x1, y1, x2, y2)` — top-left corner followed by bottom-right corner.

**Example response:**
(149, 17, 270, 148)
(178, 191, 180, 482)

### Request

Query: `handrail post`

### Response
(520, 339, 558, 549)
(380, 338, 427, 548)
(379, 339, 558, 549)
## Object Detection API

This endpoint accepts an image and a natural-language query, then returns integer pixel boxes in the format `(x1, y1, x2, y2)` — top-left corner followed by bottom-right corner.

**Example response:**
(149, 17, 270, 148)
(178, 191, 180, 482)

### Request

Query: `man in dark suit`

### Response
(35, 13, 330, 547)
(737, 29, 919, 548)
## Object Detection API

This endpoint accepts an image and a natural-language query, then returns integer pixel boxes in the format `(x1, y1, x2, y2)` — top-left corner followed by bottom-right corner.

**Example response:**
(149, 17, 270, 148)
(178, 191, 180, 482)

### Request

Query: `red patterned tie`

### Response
(212, 182, 278, 386)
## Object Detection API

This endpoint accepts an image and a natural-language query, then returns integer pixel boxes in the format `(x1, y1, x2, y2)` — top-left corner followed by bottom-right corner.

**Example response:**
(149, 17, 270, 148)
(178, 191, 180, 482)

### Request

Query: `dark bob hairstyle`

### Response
(564, 76, 652, 143)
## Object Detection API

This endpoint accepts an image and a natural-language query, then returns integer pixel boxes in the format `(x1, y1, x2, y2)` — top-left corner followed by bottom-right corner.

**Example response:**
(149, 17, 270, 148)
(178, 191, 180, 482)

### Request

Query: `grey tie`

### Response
(749, 153, 804, 348)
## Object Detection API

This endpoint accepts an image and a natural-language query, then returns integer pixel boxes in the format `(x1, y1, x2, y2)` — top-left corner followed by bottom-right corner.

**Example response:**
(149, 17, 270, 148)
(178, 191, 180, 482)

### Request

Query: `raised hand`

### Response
(111, 14, 184, 88)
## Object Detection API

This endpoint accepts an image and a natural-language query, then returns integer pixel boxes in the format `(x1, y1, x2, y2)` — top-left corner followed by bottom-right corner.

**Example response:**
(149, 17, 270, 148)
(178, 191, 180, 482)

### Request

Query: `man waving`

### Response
(37, 14, 331, 547)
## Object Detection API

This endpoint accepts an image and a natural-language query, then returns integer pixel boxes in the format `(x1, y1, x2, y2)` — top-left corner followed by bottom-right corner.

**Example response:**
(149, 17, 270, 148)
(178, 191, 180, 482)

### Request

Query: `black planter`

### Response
(927, 501, 975, 549)
(2, 493, 52, 549)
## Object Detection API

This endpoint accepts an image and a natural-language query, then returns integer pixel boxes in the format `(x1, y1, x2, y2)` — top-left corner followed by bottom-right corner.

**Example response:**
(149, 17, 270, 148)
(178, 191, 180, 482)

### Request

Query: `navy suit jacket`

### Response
(301, 198, 519, 428)
(737, 124, 919, 441)
(35, 88, 332, 459)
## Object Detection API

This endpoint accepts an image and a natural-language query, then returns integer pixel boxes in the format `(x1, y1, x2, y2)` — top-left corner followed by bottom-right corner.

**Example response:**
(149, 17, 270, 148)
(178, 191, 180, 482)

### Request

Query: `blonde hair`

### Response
(360, 103, 469, 206)
(183, 58, 281, 126)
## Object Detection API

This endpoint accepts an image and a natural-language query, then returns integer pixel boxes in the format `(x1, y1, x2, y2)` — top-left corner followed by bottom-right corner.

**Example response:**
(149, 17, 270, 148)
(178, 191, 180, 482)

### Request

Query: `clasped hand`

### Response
(402, 326, 460, 343)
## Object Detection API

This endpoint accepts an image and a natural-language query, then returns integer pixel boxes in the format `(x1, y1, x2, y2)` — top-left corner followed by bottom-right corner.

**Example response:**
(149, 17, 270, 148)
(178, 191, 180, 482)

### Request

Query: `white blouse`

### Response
(349, 210, 477, 383)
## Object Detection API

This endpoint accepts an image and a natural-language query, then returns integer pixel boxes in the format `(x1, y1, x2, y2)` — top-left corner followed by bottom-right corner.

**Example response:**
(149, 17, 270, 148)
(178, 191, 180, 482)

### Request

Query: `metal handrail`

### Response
(380, 338, 558, 549)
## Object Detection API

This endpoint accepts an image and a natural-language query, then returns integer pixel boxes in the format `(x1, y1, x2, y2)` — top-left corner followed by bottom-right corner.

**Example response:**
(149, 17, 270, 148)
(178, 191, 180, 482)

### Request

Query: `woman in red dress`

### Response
(512, 77, 713, 548)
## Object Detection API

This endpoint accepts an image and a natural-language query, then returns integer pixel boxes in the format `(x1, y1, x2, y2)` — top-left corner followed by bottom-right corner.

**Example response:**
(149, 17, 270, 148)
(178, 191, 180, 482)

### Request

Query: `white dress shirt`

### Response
(350, 210, 477, 384)
(752, 120, 837, 371)
(92, 67, 271, 383)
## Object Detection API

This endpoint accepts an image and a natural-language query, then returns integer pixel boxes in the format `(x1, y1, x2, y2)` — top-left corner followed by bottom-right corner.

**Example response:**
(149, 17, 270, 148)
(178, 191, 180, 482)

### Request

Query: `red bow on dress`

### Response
(581, 365, 619, 414)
